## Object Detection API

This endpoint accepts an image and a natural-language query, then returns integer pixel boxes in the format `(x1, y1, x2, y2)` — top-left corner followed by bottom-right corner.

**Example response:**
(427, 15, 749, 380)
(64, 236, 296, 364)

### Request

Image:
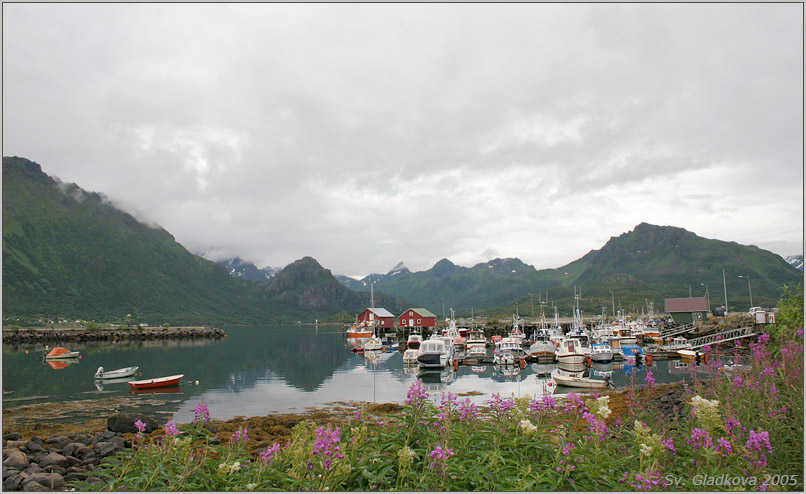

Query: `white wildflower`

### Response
(640, 443, 653, 456)
(246, 483, 257, 491)
(519, 419, 537, 437)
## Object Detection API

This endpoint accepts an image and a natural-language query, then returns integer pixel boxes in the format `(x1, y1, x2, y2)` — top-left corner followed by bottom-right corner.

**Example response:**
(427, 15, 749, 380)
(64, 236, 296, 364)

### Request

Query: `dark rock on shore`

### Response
(1, 428, 132, 491)
(107, 413, 159, 434)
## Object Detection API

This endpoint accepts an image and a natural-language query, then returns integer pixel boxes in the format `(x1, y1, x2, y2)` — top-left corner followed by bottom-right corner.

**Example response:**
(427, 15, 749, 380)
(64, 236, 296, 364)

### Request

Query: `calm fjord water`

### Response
(2, 325, 697, 424)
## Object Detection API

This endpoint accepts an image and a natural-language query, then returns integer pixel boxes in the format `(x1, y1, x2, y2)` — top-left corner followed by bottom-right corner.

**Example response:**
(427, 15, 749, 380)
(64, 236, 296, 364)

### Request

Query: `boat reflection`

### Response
(129, 386, 183, 395)
(44, 357, 79, 370)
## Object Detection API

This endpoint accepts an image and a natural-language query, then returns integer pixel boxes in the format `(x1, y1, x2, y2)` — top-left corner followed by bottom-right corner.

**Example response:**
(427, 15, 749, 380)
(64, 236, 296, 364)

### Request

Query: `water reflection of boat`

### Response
(493, 363, 522, 380)
(417, 368, 456, 392)
(530, 362, 557, 376)
(130, 386, 183, 395)
(45, 357, 79, 370)
(470, 365, 487, 374)
(94, 376, 132, 392)
(591, 360, 615, 373)
(552, 366, 611, 389)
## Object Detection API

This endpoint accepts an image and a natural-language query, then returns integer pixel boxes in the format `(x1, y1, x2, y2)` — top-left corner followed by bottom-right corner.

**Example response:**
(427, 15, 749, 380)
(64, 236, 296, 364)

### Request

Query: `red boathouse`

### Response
(398, 308, 437, 330)
(356, 308, 395, 329)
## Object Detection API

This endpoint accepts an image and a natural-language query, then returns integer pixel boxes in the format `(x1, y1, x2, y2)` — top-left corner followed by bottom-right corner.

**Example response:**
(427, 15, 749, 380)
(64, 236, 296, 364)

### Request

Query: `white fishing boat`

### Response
(467, 328, 486, 346)
(95, 366, 139, 380)
(406, 331, 423, 350)
(362, 336, 384, 352)
(590, 341, 614, 363)
(442, 310, 466, 350)
(508, 315, 527, 346)
(556, 337, 587, 365)
(417, 337, 455, 368)
(403, 348, 419, 365)
(466, 342, 487, 359)
(529, 329, 556, 361)
(493, 337, 525, 366)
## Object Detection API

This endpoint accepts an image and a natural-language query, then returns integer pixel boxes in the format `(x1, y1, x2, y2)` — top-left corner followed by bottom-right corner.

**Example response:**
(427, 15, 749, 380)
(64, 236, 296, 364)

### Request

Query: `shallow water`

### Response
(2, 325, 704, 424)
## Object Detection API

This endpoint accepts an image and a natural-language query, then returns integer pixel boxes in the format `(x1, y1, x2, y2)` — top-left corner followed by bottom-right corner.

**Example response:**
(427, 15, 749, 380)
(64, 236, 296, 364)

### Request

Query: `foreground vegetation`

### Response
(73, 286, 803, 491)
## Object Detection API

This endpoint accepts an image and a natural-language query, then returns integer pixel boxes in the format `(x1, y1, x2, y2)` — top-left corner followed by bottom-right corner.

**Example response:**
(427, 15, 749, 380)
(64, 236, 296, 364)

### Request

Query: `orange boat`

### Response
(44, 347, 80, 359)
(128, 374, 184, 390)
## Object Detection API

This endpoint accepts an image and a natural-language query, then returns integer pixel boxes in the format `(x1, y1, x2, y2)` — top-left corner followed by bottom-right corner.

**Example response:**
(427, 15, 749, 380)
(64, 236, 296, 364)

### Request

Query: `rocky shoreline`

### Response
(3, 430, 127, 491)
(2, 326, 226, 344)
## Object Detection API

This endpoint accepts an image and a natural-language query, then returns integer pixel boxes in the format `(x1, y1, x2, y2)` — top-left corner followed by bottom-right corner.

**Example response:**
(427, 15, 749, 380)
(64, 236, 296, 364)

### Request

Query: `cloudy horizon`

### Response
(3, 3, 803, 278)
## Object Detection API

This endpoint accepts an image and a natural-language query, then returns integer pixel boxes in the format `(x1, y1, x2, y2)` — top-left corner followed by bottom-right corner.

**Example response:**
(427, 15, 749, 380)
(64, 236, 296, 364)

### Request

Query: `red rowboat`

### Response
(128, 374, 184, 390)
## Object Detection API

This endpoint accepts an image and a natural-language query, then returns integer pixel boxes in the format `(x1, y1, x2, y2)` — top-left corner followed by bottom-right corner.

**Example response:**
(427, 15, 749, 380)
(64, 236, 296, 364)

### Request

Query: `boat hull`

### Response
(417, 353, 449, 368)
(556, 354, 586, 365)
(128, 374, 184, 389)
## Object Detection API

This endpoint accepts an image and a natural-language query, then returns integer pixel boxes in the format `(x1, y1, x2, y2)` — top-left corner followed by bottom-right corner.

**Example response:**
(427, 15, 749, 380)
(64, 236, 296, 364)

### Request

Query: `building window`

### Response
(417, 319, 421, 324)
(409, 311, 413, 316)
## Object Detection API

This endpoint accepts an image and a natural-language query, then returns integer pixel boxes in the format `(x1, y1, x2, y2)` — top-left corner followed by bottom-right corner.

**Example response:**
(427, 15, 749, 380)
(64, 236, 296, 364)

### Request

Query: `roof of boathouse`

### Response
(366, 308, 394, 318)
(401, 308, 437, 318)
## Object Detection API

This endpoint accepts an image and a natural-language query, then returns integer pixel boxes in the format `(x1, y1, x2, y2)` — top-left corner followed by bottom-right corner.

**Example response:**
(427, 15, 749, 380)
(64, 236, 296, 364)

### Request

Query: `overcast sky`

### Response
(3, 3, 803, 278)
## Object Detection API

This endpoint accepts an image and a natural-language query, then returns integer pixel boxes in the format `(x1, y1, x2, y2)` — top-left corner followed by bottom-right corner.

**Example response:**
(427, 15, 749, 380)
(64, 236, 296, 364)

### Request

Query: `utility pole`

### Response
(722, 269, 728, 318)
(739, 275, 753, 308)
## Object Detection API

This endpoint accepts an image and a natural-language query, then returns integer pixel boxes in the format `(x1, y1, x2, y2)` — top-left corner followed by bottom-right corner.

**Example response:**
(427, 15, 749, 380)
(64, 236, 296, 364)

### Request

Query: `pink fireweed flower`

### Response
(724, 415, 741, 436)
(406, 380, 429, 409)
(582, 412, 608, 440)
(353, 409, 361, 421)
(687, 428, 713, 450)
(542, 394, 556, 409)
(440, 392, 457, 411)
(757, 333, 770, 345)
(428, 445, 455, 472)
(260, 443, 282, 464)
(134, 420, 146, 433)
(489, 393, 516, 416)
(562, 442, 576, 456)
(312, 426, 345, 470)
(458, 398, 479, 421)
(644, 370, 656, 387)
(745, 430, 772, 454)
(564, 392, 586, 412)
(760, 366, 777, 377)
(715, 437, 733, 457)
(194, 402, 211, 424)
(732, 376, 743, 388)
(230, 427, 249, 444)
(165, 422, 179, 437)
(662, 437, 676, 454)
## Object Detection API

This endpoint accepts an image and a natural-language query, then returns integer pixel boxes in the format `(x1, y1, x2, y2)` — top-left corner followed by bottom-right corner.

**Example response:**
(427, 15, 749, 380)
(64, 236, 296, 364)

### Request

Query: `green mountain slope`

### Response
(503, 223, 804, 317)
(338, 223, 802, 318)
(1, 157, 405, 324)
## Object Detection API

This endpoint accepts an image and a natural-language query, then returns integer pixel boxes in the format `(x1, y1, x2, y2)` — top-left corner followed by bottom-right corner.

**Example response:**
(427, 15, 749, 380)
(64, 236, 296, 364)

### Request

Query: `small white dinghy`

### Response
(95, 366, 139, 380)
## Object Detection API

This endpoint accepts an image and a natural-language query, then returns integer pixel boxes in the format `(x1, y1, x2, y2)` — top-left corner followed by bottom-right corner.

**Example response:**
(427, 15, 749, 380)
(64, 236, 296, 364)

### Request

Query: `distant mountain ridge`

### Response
(329, 224, 801, 316)
(4, 156, 800, 324)
(1, 156, 405, 324)
(214, 257, 282, 282)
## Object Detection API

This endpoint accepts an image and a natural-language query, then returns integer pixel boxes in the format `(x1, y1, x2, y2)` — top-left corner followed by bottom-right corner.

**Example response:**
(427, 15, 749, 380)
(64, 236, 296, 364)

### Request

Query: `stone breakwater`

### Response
(2, 430, 128, 491)
(2, 326, 226, 344)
